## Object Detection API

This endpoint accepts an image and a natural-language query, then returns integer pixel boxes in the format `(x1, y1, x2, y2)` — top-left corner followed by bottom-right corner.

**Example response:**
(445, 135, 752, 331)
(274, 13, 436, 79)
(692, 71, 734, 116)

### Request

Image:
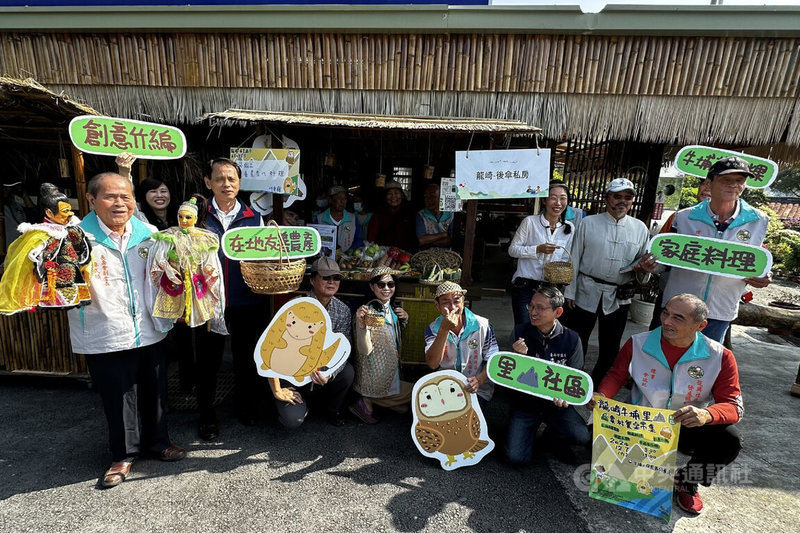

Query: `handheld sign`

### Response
(589, 397, 681, 520)
(487, 352, 593, 405)
(674, 145, 777, 188)
(254, 297, 350, 387)
(69, 115, 186, 159)
(411, 370, 495, 471)
(648, 234, 772, 279)
(222, 226, 321, 261)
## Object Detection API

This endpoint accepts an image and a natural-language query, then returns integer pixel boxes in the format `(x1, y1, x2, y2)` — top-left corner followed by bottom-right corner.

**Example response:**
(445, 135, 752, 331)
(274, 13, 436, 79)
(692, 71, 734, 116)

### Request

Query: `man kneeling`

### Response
(506, 286, 590, 465)
(591, 293, 743, 514)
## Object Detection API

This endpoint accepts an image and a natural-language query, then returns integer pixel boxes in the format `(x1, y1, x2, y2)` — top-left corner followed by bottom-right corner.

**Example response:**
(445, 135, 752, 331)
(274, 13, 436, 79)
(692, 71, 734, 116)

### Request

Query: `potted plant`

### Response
(629, 274, 659, 326)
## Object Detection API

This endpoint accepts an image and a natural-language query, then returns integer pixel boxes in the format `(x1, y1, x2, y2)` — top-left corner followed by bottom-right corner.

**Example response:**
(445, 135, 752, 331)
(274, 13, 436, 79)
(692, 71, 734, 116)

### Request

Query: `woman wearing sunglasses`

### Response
(349, 266, 413, 423)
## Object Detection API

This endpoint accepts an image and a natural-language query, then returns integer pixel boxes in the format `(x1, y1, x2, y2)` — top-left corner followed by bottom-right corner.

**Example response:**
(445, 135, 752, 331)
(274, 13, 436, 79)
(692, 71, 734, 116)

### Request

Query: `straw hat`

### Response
(370, 265, 393, 279)
(434, 281, 467, 299)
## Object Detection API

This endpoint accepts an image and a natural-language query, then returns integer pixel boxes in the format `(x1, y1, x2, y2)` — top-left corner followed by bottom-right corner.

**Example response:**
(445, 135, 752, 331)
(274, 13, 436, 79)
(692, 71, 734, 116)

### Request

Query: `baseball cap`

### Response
(328, 185, 347, 197)
(707, 156, 754, 179)
(310, 256, 341, 277)
(606, 178, 636, 193)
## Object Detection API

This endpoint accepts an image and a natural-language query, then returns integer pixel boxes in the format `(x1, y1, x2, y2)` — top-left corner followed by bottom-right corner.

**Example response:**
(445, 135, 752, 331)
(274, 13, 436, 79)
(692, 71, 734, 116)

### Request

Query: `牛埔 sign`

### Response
(674, 145, 777, 189)
(69, 115, 186, 159)
(222, 226, 321, 261)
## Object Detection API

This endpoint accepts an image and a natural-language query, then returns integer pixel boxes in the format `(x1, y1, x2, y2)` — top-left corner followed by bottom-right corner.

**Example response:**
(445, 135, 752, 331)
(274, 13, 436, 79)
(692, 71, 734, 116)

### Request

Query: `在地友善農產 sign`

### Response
(648, 234, 772, 279)
(69, 115, 186, 159)
(487, 351, 593, 405)
(222, 226, 321, 261)
(454, 148, 550, 200)
(589, 397, 681, 520)
(673, 145, 777, 189)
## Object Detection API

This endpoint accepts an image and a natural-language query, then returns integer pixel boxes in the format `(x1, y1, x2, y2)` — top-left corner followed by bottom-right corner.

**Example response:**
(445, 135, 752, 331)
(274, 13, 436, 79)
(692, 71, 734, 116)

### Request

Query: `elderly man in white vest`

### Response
(590, 293, 743, 515)
(662, 156, 771, 343)
(68, 172, 185, 489)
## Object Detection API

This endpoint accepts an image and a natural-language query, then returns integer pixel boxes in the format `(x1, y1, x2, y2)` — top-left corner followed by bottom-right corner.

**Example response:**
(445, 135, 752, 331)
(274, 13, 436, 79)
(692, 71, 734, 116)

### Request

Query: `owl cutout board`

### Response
(254, 297, 351, 387)
(411, 370, 495, 471)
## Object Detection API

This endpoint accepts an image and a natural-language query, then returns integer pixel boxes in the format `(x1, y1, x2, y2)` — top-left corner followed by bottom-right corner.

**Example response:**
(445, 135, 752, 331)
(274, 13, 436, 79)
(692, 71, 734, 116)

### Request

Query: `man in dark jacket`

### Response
(505, 285, 590, 465)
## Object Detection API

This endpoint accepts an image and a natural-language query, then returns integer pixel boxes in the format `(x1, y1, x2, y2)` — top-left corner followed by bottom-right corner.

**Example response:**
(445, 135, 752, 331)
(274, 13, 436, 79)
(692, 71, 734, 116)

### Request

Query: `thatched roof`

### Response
(0, 76, 98, 144)
(201, 108, 540, 134)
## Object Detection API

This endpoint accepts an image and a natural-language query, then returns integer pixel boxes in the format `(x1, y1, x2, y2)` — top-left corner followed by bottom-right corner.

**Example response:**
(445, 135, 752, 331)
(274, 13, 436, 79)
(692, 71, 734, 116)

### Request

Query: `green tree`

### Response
(771, 167, 800, 197)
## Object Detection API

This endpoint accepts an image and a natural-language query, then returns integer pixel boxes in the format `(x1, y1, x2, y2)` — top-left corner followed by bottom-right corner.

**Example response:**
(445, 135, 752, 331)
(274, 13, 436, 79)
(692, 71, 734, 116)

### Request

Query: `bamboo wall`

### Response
(1, 32, 798, 98)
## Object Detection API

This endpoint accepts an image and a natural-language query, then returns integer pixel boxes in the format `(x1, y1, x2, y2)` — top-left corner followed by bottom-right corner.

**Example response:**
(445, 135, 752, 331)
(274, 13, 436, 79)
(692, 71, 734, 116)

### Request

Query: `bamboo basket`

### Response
(239, 220, 305, 295)
(364, 299, 386, 328)
(543, 246, 574, 285)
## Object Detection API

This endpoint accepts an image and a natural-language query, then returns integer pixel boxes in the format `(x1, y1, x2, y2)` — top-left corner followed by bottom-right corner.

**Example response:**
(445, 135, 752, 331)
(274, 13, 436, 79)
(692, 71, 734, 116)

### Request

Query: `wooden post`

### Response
(460, 199, 478, 286)
(137, 159, 147, 183)
(71, 145, 88, 217)
(637, 143, 665, 225)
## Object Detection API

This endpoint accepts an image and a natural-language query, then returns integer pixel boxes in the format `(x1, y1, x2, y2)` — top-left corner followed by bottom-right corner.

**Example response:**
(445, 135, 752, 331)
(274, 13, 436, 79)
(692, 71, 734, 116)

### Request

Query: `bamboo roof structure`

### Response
(202, 109, 540, 134)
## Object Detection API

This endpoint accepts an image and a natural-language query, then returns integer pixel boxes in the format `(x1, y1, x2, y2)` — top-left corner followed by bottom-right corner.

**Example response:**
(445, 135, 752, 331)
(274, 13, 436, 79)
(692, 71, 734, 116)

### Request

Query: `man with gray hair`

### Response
(68, 172, 185, 489)
(590, 293, 743, 514)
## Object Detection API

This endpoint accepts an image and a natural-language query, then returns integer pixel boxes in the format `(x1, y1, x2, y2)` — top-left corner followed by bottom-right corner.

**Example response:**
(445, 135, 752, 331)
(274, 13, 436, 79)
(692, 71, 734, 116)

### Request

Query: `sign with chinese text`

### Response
(439, 177, 463, 212)
(454, 149, 550, 200)
(222, 226, 321, 261)
(411, 370, 495, 471)
(487, 352, 593, 405)
(69, 115, 186, 159)
(230, 147, 302, 193)
(590, 398, 681, 520)
(648, 234, 772, 279)
(307, 224, 337, 258)
(674, 145, 777, 189)
(254, 297, 351, 387)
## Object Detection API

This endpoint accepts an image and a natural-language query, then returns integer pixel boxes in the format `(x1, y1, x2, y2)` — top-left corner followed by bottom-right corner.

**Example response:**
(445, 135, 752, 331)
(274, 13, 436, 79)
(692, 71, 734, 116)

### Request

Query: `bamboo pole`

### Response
(71, 145, 88, 217)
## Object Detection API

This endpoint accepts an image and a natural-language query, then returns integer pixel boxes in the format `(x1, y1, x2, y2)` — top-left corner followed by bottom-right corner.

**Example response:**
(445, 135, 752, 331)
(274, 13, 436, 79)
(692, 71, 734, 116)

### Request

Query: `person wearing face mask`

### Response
(349, 266, 412, 424)
(367, 181, 417, 251)
(563, 178, 657, 383)
(312, 185, 363, 253)
(508, 180, 575, 326)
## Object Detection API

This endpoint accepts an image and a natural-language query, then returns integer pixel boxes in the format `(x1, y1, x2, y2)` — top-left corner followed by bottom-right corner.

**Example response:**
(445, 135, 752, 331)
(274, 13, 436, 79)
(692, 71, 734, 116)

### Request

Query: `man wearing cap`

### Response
(564, 178, 657, 383)
(661, 156, 771, 343)
(268, 256, 355, 427)
(312, 185, 362, 253)
(424, 281, 500, 405)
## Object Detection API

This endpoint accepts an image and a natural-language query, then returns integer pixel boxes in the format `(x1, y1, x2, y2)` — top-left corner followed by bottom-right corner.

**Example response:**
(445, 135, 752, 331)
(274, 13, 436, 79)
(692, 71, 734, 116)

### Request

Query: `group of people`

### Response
(0, 154, 767, 515)
(506, 156, 769, 514)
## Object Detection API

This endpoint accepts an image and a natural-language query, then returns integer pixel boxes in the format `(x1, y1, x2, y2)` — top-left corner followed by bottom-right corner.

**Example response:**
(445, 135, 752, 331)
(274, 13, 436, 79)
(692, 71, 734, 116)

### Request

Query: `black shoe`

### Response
(199, 422, 220, 441)
(327, 412, 346, 427)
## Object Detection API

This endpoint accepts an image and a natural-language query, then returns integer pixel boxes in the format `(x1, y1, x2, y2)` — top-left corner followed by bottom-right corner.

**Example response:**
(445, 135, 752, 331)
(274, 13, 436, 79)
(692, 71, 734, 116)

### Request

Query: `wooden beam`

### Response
(137, 159, 147, 183)
(71, 145, 88, 217)
(460, 199, 477, 286)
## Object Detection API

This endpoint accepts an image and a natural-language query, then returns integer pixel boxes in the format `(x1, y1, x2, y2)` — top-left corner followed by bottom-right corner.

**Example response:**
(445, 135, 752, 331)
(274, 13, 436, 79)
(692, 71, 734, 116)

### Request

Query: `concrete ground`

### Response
(0, 294, 798, 532)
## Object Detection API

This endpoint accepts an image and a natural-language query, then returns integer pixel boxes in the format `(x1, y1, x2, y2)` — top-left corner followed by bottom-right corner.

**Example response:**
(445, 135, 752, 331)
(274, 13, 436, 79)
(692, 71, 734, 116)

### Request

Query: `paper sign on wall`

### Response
(648, 233, 772, 279)
(455, 148, 550, 200)
(673, 145, 778, 189)
(439, 177, 463, 212)
(254, 297, 351, 387)
(69, 115, 186, 159)
(487, 352, 594, 405)
(222, 226, 321, 261)
(230, 147, 302, 193)
(589, 397, 681, 520)
(411, 370, 495, 471)
(307, 224, 337, 258)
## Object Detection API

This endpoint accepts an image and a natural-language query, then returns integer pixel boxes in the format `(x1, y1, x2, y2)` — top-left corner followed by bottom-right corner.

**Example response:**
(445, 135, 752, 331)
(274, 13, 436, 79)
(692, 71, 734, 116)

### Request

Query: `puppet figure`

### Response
(148, 195, 226, 333)
(0, 183, 92, 315)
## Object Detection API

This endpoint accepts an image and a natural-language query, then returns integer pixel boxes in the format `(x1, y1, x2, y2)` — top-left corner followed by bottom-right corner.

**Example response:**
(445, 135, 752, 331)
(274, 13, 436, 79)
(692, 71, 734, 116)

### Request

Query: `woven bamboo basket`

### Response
(543, 246, 574, 285)
(364, 299, 386, 328)
(419, 262, 445, 286)
(240, 220, 306, 295)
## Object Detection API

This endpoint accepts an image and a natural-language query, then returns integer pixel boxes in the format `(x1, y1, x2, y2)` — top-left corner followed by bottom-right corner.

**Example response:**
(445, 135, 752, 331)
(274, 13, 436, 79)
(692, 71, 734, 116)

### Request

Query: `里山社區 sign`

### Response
(454, 149, 550, 200)
(487, 351, 593, 405)
(648, 234, 772, 279)
(673, 145, 777, 189)
(222, 226, 321, 261)
(69, 115, 186, 159)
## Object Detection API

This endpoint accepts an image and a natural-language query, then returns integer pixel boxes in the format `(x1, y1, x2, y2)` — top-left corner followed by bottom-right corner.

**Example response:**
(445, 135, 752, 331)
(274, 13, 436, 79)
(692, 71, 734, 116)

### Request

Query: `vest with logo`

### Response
(629, 328, 723, 411)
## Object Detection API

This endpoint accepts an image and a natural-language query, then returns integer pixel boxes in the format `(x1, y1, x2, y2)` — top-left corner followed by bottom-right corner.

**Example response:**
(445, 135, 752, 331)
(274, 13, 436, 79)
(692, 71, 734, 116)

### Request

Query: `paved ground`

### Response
(1, 295, 798, 532)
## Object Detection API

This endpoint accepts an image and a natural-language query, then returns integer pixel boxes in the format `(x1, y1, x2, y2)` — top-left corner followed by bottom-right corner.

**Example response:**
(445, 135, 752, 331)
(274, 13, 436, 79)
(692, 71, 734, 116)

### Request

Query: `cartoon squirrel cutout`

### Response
(254, 297, 350, 386)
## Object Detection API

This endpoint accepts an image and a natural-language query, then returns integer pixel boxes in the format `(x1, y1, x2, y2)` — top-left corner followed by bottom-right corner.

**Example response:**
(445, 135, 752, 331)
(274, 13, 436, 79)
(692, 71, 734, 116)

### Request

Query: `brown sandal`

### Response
(100, 461, 132, 489)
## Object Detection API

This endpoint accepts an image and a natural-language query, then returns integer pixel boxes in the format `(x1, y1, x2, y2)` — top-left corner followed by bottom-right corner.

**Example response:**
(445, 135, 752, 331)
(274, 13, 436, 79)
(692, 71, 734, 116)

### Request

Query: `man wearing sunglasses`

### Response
(270, 256, 355, 427)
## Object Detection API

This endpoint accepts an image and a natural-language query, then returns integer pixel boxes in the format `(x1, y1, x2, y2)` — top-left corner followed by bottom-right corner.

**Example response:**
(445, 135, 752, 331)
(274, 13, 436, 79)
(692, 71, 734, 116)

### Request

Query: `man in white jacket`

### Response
(68, 172, 185, 489)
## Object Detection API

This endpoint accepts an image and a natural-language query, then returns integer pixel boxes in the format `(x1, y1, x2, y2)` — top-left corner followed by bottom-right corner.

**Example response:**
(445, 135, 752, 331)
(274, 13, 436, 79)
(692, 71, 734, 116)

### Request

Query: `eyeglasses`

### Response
(375, 281, 395, 289)
(527, 305, 554, 313)
(321, 275, 342, 282)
